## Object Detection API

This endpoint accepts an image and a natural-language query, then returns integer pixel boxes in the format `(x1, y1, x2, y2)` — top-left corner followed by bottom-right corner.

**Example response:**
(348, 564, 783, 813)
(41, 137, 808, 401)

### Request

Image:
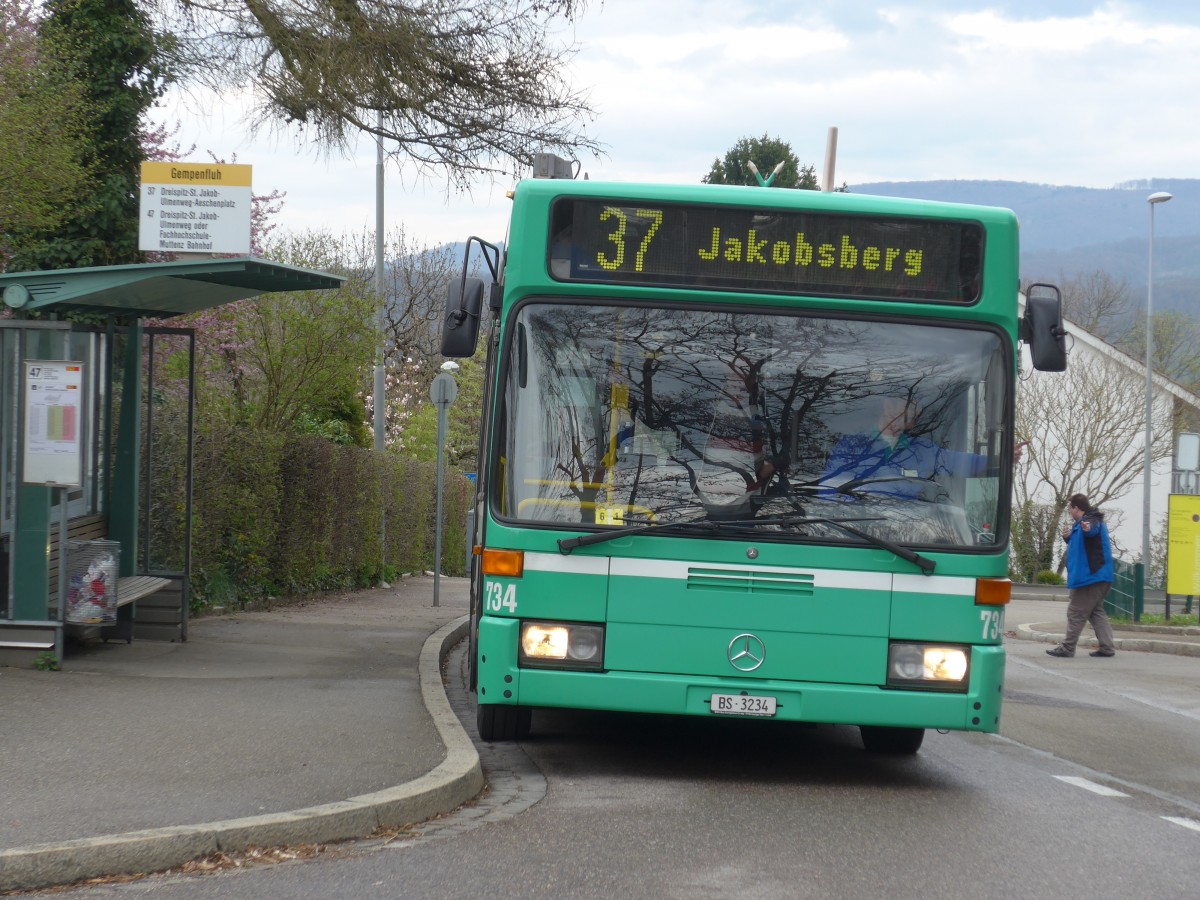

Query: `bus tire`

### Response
(859, 725, 925, 755)
(477, 703, 532, 742)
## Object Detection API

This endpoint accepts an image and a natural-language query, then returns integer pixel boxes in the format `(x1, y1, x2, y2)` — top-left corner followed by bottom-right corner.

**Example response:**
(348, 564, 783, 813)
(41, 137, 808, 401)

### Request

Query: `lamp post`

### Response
(1143, 191, 1172, 584)
(374, 113, 388, 586)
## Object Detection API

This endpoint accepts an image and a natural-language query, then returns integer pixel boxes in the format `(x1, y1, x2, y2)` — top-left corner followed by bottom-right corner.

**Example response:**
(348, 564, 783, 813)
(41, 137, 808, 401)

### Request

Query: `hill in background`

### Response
(851, 179, 1199, 315)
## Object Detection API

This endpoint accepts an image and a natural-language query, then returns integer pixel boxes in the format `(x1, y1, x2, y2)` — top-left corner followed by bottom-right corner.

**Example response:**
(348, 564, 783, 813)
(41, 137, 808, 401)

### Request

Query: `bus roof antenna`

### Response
(747, 160, 786, 187)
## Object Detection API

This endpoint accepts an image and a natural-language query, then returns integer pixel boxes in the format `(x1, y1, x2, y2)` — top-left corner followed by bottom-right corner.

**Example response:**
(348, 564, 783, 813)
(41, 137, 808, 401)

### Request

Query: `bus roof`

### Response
(512, 177, 1019, 228)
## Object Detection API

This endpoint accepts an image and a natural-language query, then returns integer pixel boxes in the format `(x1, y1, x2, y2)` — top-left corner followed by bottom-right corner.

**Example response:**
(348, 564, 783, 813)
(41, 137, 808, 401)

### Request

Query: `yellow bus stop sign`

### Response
(1166, 494, 1200, 595)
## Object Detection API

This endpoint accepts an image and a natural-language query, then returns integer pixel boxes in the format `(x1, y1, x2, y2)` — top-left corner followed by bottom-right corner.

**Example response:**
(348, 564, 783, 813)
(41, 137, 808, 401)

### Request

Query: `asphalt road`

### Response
(39, 624, 1200, 900)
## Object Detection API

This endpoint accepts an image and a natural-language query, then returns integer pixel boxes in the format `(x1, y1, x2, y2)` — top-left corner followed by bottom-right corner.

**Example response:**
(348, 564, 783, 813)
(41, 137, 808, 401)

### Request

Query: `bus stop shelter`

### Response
(1, 258, 346, 665)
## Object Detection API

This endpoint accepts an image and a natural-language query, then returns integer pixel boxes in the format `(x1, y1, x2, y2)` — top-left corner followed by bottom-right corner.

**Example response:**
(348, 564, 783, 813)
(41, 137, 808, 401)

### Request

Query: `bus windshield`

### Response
(497, 302, 1012, 550)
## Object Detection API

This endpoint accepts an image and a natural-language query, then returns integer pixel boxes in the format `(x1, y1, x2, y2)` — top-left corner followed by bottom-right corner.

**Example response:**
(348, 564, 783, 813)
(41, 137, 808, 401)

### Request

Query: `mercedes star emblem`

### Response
(727, 633, 766, 672)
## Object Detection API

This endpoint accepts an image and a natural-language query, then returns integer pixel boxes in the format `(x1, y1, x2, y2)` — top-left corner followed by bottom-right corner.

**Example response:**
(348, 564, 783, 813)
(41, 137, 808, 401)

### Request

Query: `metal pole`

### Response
(374, 113, 388, 585)
(434, 400, 446, 608)
(822, 127, 838, 192)
(1143, 192, 1172, 588)
(56, 487, 67, 664)
(430, 371, 458, 609)
(374, 116, 386, 453)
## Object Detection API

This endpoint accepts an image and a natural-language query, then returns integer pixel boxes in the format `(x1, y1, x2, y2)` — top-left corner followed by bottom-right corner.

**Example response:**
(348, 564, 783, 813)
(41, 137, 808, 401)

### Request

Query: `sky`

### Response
(150, 0, 1200, 251)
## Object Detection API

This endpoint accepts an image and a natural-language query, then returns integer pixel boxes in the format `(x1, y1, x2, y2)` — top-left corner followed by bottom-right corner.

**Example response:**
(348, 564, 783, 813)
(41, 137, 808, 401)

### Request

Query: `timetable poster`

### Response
(23, 360, 84, 486)
(1167, 493, 1200, 596)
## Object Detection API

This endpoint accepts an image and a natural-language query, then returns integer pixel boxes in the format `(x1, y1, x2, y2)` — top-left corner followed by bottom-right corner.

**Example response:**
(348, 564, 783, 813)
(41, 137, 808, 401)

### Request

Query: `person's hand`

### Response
(1081, 519, 1091, 533)
(1014, 440, 1030, 463)
(1061, 524, 1071, 540)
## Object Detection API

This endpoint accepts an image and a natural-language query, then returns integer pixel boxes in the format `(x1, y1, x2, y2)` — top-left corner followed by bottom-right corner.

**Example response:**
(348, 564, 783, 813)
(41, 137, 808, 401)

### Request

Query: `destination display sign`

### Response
(548, 199, 984, 303)
(139, 162, 253, 255)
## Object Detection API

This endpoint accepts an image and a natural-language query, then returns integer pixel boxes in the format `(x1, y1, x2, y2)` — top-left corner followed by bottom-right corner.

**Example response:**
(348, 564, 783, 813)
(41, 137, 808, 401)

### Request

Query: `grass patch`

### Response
(1110, 613, 1199, 627)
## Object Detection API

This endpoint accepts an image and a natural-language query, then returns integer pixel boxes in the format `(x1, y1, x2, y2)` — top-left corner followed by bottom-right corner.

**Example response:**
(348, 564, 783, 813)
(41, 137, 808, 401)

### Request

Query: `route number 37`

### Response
(596, 207, 663, 273)
(485, 581, 518, 614)
(980, 609, 1003, 640)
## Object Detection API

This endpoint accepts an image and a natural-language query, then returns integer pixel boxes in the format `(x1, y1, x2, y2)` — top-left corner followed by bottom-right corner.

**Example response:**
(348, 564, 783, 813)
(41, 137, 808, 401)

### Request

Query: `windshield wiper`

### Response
(806, 516, 936, 574)
(557, 513, 936, 574)
(558, 516, 735, 554)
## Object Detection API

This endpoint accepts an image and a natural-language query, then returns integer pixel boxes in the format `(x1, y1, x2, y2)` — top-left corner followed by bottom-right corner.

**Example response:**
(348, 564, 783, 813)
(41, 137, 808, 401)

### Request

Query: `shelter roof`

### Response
(0, 257, 345, 319)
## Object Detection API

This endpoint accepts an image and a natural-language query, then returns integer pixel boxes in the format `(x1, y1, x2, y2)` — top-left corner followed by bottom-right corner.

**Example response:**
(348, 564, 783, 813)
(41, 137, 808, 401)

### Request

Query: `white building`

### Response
(1017, 297, 1200, 562)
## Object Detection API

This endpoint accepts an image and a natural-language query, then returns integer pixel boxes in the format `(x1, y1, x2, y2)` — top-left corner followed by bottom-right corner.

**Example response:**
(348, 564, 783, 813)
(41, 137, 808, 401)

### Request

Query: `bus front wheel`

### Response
(859, 725, 925, 755)
(477, 703, 532, 742)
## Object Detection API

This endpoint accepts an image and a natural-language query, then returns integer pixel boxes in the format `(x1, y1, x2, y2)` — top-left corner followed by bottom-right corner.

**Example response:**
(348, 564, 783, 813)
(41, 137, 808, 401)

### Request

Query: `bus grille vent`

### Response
(686, 568, 815, 595)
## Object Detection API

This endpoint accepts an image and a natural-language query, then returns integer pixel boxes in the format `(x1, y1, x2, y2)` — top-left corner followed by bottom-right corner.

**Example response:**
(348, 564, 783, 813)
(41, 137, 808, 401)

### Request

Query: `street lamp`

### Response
(1143, 191, 1172, 583)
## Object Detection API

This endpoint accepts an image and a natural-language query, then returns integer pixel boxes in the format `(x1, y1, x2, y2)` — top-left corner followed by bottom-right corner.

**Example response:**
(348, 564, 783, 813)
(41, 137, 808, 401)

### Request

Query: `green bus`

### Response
(443, 164, 1066, 754)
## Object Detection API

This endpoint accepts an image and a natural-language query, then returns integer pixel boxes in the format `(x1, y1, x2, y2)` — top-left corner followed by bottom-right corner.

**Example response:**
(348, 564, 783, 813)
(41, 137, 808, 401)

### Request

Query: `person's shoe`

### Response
(1089, 649, 1116, 657)
(1046, 646, 1074, 658)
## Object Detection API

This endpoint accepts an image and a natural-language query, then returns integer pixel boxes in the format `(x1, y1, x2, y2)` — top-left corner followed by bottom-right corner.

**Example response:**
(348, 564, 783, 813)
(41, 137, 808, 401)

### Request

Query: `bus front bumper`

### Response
(478, 639, 1005, 733)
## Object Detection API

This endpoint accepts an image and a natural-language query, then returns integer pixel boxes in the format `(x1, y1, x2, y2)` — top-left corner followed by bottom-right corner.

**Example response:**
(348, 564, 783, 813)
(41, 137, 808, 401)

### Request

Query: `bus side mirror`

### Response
(441, 276, 484, 358)
(1020, 284, 1067, 372)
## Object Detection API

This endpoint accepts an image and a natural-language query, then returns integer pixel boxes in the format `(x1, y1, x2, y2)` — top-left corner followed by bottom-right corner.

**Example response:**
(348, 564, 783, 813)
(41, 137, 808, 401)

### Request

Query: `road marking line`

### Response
(1054, 775, 1130, 797)
(1163, 816, 1200, 833)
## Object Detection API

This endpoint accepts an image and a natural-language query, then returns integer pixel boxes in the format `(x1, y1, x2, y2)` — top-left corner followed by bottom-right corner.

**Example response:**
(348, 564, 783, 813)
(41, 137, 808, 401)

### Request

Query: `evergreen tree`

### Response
(9, 0, 169, 269)
(0, 0, 93, 264)
(704, 134, 820, 190)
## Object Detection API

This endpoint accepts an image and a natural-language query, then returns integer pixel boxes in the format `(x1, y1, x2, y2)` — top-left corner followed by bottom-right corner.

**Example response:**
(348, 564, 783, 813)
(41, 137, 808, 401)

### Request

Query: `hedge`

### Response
(188, 427, 473, 610)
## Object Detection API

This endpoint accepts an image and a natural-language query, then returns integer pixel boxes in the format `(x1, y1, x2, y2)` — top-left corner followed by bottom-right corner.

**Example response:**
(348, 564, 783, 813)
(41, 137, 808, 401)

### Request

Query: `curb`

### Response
(0, 616, 482, 894)
(1014, 623, 1200, 657)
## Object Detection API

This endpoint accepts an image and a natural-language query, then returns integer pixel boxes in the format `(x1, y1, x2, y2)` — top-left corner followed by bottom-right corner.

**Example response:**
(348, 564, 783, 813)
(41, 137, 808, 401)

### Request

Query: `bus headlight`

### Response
(519, 621, 605, 670)
(886, 642, 969, 692)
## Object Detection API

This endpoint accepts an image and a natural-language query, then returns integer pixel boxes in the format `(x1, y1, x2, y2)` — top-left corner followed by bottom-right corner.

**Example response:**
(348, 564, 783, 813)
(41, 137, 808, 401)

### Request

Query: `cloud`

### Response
(149, 1, 1200, 248)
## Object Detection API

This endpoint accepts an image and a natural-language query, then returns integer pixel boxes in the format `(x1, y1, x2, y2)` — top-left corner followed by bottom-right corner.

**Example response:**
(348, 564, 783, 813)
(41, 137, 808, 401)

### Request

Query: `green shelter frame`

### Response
(1, 259, 346, 664)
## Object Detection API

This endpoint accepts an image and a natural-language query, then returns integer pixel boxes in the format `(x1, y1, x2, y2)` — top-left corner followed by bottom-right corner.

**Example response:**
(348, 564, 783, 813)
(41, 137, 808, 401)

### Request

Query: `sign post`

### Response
(430, 372, 458, 608)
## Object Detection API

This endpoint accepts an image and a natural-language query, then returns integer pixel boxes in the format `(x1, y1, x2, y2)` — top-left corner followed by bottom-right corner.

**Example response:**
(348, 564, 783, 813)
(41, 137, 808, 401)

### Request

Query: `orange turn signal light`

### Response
(481, 548, 524, 578)
(975, 577, 1012, 606)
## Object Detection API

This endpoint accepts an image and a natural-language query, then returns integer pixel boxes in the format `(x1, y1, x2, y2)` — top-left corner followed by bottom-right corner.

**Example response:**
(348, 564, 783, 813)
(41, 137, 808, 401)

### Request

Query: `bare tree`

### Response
(1024, 269, 1200, 395)
(383, 231, 459, 371)
(1119, 309, 1200, 396)
(344, 226, 482, 450)
(151, 0, 602, 183)
(1014, 353, 1175, 568)
(1023, 270, 1132, 343)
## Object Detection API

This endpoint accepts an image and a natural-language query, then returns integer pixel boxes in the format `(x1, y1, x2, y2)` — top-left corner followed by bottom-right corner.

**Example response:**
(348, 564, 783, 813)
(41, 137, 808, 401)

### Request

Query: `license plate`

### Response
(709, 693, 777, 717)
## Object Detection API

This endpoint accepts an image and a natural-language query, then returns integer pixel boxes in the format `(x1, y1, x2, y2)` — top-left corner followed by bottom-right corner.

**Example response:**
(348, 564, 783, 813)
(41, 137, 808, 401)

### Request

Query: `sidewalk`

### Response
(2, 580, 1196, 893)
(0, 576, 479, 894)
(1008, 587, 1200, 656)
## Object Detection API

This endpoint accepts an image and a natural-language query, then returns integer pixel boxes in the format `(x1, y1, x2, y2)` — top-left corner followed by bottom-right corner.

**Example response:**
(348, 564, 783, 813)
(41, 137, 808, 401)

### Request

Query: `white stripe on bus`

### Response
(523, 551, 609, 576)
(522, 553, 978, 598)
(893, 573, 976, 597)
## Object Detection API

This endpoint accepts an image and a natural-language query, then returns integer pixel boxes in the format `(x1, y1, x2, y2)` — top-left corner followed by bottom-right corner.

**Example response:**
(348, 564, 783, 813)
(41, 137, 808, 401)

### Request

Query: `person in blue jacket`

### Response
(1046, 493, 1117, 658)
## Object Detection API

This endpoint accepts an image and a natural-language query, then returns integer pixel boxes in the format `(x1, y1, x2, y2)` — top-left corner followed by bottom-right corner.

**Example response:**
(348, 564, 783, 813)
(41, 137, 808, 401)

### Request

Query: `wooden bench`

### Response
(116, 575, 174, 606)
(86, 574, 174, 643)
